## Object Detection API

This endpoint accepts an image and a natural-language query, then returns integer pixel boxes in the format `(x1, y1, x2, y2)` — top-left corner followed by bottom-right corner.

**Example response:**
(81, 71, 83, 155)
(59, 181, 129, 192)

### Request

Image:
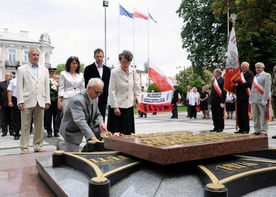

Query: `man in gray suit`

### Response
(249, 62, 271, 135)
(57, 78, 107, 152)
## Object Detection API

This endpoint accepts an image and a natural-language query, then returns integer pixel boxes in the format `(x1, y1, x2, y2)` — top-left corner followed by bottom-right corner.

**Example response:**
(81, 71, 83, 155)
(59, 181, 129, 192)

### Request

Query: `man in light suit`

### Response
(84, 48, 110, 122)
(249, 62, 271, 135)
(57, 78, 107, 152)
(17, 48, 51, 154)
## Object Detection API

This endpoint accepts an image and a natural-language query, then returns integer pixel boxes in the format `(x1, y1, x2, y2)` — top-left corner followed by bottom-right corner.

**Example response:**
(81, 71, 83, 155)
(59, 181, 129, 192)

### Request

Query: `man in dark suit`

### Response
(171, 85, 179, 119)
(234, 62, 254, 134)
(209, 69, 226, 132)
(0, 72, 14, 137)
(57, 78, 107, 152)
(84, 48, 110, 122)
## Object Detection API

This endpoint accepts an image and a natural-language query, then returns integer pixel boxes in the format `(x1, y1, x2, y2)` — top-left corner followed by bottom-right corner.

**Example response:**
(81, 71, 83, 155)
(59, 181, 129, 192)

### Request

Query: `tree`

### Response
(212, 0, 276, 73)
(177, 0, 276, 74)
(175, 66, 212, 104)
(55, 64, 85, 75)
(176, 0, 228, 73)
(147, 83, 160, 92)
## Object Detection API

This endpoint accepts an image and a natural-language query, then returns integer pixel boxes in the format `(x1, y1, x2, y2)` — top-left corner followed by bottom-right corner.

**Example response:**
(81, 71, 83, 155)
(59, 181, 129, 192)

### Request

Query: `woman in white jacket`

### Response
(189, 87, 200, 119)
(58, 56, 85, 114)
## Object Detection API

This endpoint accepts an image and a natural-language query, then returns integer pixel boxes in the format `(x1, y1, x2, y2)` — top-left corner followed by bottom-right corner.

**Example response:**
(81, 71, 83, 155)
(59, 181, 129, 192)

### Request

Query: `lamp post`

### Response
(103, 0, 108, 66)
(176, 66, 185, 85)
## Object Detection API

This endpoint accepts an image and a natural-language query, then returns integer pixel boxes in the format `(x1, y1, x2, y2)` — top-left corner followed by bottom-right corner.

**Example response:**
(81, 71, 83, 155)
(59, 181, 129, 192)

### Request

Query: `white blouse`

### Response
(58, 71, 85, 99)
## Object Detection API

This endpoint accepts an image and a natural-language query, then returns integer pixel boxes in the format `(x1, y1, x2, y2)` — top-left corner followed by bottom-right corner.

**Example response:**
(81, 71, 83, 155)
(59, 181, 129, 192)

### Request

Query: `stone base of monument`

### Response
(104, 131, 268, 164)
(36, 133, 276, 197)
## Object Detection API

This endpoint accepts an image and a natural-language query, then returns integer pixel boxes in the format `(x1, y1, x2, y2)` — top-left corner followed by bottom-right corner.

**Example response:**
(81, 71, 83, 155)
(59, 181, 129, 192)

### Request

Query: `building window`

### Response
(8, 49, 16, 61)
(23, 50, 28, 62)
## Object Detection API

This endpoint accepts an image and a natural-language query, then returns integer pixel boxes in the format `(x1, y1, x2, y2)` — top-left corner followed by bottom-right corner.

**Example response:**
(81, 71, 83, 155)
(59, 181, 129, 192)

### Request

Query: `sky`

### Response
(0, 0, 190, 77)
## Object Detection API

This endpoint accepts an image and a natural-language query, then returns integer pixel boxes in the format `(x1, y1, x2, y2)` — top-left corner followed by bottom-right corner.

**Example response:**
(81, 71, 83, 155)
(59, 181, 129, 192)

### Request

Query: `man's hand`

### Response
(262, 100, 267, 105)
(90, 136, 100, 142)
(45, 103, 51, 110)
(99, 123, 108, 133)
(220, 103, 225, 108)
(8, 101, 13, 107)
(18, 103, 25, 111)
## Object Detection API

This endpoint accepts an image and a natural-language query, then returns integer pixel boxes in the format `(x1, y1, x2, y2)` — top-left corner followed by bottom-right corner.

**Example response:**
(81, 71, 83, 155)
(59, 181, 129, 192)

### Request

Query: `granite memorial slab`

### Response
(104, 131, 268, 165)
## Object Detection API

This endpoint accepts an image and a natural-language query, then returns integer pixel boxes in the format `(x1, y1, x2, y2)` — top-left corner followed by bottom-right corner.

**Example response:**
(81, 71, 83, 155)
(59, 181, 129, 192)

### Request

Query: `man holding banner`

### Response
(234, 62, 254, 134)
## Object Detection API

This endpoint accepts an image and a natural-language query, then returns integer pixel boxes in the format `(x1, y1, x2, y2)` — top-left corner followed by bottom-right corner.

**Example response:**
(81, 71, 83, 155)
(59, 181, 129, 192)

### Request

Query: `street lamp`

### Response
(176, 66, 186, 85)
(103, 1, 108, 66)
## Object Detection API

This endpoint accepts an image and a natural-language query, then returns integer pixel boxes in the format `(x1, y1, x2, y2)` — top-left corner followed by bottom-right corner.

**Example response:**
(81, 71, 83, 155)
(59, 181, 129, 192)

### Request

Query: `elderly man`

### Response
(57, 78, 107, 152)
(249, 62, 271, 135)
(234, 62, 254, 134)
(209, 69, 226, 132)
(17, 48, 50, 154)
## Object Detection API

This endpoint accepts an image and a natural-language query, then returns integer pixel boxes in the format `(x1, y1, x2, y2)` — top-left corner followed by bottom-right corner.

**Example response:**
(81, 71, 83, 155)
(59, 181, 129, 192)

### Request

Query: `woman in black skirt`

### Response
(199, 85, 209, 119)
(225, 91, 235, 119)
(107, 50, 140, 135)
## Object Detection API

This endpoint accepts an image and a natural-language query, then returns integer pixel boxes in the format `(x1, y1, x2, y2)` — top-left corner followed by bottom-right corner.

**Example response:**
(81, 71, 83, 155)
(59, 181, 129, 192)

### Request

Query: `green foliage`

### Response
(147, 83, 160, 92)
(55, 64, 85, 75)
(175, 66, 212, 104)
(177, 0, 276, 75)
(176, 0, 228, 72)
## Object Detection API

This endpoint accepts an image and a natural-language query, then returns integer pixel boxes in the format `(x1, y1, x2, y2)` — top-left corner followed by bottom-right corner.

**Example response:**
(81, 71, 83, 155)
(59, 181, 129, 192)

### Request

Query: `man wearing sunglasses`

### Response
(57, 78, 107, 152)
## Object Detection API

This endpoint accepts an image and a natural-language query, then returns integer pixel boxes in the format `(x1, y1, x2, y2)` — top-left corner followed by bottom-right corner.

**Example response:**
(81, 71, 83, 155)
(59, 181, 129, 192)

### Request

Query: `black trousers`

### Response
(12, 97, 21, 136)
(172, 103, 178, 118)
(211, 104, 224, 131)
(1, 106, 14, 134)
(237, 99, 250, 131)
(44, 99, 59, 135)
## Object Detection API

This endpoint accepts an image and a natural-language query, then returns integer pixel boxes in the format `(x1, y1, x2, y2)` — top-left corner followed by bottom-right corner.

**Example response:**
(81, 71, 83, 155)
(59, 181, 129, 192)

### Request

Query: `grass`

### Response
(134, 105, 187, 114)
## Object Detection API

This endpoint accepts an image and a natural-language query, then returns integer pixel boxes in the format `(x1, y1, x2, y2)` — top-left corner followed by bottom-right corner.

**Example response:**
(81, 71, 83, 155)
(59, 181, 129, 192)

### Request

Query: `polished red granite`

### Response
(104, 131, 268, 165)
(0, 153, 53, 196)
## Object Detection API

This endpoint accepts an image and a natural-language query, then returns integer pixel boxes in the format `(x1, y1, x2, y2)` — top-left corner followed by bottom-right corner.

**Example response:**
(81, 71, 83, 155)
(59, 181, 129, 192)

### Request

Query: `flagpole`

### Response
(147, 7, 150, 88)
(230, 14, 238, 131)
(133, 7, 135, 67)
(118, 14, 120, 64)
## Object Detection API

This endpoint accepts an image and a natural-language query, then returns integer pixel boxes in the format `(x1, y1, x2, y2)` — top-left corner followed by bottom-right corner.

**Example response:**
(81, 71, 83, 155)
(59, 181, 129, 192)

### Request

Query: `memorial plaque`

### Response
(104, 131, 268, 165)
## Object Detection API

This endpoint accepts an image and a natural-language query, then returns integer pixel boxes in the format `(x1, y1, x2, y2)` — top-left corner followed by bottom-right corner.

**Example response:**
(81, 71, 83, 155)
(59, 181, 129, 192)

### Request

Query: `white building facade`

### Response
(0, 28, 54, 79)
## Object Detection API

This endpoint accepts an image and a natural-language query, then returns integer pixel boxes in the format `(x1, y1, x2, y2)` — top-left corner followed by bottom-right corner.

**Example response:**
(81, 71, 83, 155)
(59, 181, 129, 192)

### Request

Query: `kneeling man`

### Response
(57, 78, 107, 152)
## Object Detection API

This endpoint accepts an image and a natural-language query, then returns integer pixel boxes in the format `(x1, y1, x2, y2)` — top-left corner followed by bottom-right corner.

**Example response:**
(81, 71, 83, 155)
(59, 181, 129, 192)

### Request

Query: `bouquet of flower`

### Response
(49, 78, 59, 101)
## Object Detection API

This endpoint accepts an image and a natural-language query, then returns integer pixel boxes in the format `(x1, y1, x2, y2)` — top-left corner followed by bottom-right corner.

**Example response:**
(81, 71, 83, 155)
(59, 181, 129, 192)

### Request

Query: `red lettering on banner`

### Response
(138, 103, 173, 113)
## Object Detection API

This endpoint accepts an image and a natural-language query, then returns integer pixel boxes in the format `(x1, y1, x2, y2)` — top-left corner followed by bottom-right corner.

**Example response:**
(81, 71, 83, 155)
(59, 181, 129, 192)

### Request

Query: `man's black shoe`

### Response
(14, 136, 20, 140)
(234, 130, 243, 134)
(210, 129, 217, 132)
(272, 135, 276, 139)
(217, 130, 223, 132)
(54, 134, 60, 137)
(242, 131, 249, 134)
(47, 133, 52, 138)
(1, 133, 7, 137)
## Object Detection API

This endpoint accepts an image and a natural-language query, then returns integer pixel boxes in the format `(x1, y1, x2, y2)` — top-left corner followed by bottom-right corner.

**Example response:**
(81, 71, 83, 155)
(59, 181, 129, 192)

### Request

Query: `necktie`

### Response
(90, 104, 93, 119)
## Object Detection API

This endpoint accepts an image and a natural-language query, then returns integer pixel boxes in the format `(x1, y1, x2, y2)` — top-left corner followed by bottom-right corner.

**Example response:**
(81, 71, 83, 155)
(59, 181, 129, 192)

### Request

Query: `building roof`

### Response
(0, 30, 38, 44)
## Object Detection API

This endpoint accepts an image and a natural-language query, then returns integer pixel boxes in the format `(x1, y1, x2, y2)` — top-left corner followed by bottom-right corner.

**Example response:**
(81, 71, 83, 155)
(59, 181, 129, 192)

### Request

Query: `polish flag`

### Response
(148, 60, 174, 92)
(224, 27, 242, 93)
(134, 8, 148, 20)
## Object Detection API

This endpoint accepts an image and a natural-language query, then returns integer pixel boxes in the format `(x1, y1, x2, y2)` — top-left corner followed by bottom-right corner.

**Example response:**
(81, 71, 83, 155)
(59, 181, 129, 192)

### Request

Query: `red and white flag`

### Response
(148, 60, 174, 92)
(224, 27, 241, 93)
(134, 8, 148, 20)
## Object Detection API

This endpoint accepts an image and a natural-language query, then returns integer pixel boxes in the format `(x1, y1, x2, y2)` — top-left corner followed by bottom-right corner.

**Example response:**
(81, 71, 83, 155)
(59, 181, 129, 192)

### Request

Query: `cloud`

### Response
(0, 0, 190, 76)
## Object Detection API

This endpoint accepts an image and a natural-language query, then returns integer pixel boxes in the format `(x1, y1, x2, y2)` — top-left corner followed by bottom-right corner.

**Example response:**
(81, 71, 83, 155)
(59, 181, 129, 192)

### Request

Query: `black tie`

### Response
(90, 104, 93, 119)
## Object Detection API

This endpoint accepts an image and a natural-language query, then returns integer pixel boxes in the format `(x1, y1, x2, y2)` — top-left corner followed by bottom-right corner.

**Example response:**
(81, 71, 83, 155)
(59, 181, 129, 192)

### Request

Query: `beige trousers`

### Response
(20, 103, 45, 151)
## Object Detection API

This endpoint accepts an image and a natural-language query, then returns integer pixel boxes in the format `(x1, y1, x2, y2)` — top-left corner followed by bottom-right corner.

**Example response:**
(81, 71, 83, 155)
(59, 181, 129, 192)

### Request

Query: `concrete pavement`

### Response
(1, 111, 276, 156)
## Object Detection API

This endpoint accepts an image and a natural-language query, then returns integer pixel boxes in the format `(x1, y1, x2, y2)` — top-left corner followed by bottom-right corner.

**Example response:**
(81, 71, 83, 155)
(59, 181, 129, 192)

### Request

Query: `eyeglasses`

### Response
(92, 87, 103, 94)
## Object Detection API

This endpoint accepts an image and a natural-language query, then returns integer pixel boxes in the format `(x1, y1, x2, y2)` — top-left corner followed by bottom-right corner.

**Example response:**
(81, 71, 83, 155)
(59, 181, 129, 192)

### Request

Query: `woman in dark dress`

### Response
(199, 86, 209, 119)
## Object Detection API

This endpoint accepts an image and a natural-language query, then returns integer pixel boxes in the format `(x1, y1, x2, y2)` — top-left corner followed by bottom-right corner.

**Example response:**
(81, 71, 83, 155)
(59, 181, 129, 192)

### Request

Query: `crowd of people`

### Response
(0, 46, 275, 153)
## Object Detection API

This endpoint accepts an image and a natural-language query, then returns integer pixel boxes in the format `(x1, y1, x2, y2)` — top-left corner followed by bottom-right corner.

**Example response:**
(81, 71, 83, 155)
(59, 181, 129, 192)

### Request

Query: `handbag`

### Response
(196, 105, 200, 112)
